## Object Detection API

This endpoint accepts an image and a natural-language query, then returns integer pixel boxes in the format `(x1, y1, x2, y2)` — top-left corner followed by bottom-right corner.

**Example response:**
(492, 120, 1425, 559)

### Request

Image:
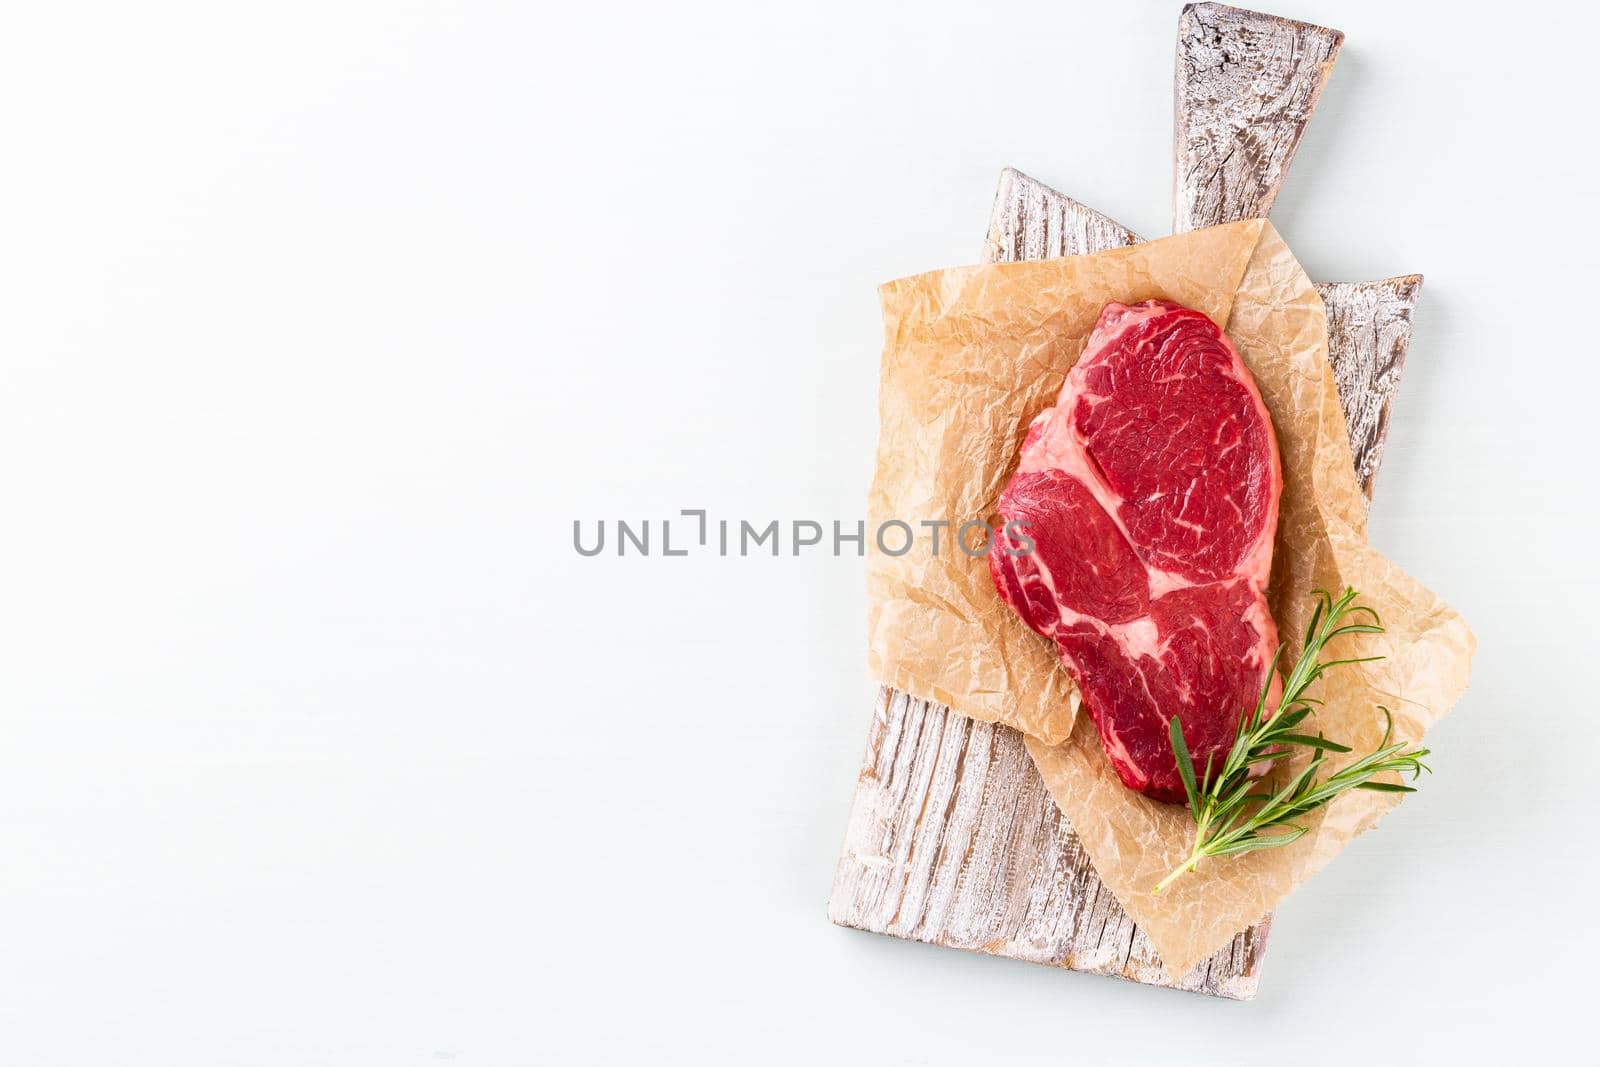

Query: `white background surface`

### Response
(1, 1, 1593, 1063)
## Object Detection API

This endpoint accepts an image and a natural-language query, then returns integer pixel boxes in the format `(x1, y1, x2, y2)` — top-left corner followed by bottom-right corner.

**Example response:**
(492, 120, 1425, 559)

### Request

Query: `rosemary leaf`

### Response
(1153, 588, 1432, 894)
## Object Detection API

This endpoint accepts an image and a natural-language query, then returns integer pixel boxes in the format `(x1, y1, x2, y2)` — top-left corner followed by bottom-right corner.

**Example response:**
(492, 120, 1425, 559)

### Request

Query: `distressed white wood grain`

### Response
(983, 168, 1140, 265)
(830, 687, 1270, 998)
(1174, 2, 1343, 233)
(1317, 276, 1424, 500)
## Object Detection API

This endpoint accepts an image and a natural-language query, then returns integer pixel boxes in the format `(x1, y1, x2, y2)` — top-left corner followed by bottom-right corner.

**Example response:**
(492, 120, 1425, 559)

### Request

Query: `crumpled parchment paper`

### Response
(868, 218, 1475, 980)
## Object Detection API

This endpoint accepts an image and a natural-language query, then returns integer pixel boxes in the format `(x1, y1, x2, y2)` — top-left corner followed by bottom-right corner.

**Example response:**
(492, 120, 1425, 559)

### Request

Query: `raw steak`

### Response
(989, 300, 1283, 802)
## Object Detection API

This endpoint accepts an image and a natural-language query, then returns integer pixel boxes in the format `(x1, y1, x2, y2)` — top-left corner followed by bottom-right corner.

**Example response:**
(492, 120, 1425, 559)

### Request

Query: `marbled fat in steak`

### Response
(990, 300, 1283, 802)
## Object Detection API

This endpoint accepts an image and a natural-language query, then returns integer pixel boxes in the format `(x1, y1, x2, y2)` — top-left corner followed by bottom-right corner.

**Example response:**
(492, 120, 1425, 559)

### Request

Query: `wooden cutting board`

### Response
(829, 2, 1424, 1000)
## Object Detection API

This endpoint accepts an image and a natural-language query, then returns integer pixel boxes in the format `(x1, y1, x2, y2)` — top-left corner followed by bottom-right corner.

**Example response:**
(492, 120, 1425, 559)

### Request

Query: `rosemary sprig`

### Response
(1153, 588, 1431, 894)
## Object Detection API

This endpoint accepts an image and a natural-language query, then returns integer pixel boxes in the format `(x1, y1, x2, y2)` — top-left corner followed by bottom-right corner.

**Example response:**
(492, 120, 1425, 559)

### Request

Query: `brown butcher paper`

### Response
(867, 219, 1475, 980)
